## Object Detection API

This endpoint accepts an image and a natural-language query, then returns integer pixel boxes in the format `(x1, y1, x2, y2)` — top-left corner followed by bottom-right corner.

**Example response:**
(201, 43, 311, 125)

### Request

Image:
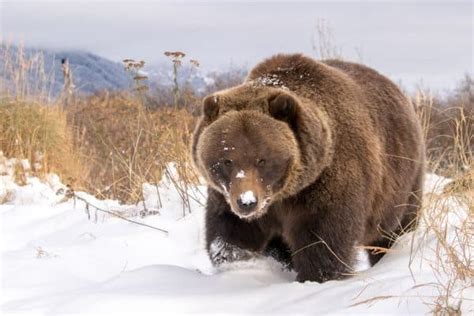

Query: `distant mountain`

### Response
(0, 45, 131, 96)
(0, 44, 247, 98)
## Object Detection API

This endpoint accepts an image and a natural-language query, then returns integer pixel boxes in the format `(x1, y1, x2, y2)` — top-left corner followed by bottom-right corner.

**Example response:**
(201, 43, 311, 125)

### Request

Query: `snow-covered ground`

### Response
(1, 158, 472, 315)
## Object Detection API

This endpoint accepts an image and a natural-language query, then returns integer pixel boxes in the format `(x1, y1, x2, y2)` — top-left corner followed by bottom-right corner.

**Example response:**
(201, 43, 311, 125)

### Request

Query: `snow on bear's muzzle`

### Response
(228, 169, 270, 220)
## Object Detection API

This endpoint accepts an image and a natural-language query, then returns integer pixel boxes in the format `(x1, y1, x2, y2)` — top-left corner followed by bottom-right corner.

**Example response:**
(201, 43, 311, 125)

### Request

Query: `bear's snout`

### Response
(236, 191, 258, 214)
(228, 169, 268, 219)
(230, 187, 263, 218)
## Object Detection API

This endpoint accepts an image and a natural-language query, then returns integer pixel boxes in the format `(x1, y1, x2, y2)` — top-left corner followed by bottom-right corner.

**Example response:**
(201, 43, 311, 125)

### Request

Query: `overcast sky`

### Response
(1, 0, 472, 91)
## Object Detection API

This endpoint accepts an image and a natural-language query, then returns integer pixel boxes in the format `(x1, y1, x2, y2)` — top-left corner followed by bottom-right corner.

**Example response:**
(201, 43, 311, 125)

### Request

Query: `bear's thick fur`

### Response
(192, 54, 425, 282)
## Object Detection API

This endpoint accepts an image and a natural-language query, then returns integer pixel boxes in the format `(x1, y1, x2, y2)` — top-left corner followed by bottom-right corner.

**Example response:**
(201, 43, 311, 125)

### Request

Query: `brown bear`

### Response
(191, 54, 425, 283)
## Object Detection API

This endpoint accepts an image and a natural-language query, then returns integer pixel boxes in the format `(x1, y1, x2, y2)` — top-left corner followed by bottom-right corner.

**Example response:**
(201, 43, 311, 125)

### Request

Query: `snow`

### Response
(1, 158, 472, 315)
(235, 170, 246, 179)
(252, 74, 289, 91)
(239, 190, 256, 205)
(423, 172, 452, 195)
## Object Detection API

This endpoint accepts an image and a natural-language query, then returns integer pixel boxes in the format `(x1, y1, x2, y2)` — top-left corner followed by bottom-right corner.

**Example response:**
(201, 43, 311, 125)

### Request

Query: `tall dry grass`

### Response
(414, 80, 473, 175)
(0, 43, 56, 103)
(0, 42, 86, 187)
(0, 98, 86, 186)
(410, 85, 473, 314)
(68, 91, 199, 205)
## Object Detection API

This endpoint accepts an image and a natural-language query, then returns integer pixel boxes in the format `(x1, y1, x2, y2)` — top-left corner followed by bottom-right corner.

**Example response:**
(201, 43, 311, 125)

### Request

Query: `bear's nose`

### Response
(236, 191, 258, 213)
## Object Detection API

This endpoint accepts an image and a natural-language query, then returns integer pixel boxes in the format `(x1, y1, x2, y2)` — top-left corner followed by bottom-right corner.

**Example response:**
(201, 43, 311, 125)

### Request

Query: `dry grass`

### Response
(414, 172, 472, 315)
(0, 42, 56, 103)
(410, 86, 473, 314)
(0, 42, 84, 185)
(68, 91, 199, 205)
(0, 97, 86, 186)
(413, 79, 473, 175)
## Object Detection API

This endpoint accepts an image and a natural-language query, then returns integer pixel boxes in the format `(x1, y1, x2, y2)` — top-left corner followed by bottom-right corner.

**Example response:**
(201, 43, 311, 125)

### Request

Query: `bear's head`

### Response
(193, 85, 332, 220)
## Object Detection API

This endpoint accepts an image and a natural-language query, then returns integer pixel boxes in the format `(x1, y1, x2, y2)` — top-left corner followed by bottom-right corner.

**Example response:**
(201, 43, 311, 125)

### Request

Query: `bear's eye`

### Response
(224, 159, 233, 167)
(257, 159, 266, 167)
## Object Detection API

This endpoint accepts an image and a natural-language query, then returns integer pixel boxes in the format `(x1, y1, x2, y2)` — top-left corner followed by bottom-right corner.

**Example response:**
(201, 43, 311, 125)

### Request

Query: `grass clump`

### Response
(0, 98, 86, 186)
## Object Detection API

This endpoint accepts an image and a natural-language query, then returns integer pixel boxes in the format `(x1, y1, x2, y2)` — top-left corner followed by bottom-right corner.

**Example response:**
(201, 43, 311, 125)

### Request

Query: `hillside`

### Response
(0, 45, 131, 96)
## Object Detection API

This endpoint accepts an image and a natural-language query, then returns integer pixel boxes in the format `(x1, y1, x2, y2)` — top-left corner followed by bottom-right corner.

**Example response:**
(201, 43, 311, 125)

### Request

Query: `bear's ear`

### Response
(202, 95, 220, 121)
(268, 93, 298, 127)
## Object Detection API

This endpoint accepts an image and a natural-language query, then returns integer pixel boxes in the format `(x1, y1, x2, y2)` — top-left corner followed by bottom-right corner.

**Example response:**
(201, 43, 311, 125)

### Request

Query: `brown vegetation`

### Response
(414, 75, 473, 176)
(68, 91, 198, 203)
(0, 98, 85, 185)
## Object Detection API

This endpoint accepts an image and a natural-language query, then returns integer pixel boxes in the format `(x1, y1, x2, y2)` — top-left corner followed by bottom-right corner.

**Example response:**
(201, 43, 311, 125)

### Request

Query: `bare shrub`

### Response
(311, 18, 342, 60)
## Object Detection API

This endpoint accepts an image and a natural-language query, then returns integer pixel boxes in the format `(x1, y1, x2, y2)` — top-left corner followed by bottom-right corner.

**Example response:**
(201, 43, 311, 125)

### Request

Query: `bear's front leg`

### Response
(287, 213, 360, 283)
(205, 189, 269, 265)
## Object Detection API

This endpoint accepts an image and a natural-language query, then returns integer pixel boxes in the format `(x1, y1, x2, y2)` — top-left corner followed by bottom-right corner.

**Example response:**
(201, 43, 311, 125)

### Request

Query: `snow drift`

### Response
(1, 159, 472, 315)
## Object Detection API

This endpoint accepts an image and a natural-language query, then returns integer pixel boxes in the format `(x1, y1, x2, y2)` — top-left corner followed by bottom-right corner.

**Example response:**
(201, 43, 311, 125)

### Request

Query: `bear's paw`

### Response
(209, 237, 255, 265)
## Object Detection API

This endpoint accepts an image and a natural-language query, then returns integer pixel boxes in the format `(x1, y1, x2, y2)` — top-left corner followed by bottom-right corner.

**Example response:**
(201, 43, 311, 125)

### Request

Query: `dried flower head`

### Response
(133, 75, 148, 81)
(164, 51, 186, 59)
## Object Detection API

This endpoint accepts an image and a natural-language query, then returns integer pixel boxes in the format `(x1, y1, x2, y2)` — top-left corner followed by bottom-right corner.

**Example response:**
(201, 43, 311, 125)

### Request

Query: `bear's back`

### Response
(247, 54, 422, 161)
(323, 60, 421, 143)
